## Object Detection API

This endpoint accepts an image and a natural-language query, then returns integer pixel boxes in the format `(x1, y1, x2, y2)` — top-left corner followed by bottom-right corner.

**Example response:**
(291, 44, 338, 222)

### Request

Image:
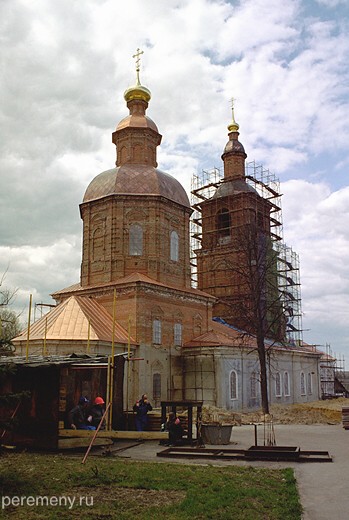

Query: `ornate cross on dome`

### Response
(132, 49, 144, 74)
(228, 96, 239, 132)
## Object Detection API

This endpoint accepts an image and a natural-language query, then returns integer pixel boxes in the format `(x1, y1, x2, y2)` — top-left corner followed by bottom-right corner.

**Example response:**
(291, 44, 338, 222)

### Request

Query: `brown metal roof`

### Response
(13, 296, 136, 345)
(82, 165, 190, 208)
(51, 272, 215, 300)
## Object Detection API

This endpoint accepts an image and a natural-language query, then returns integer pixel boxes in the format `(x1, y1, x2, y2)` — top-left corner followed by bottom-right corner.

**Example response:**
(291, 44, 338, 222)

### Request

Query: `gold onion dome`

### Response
(227, 97, 239, 132)
(124, 48, 151, 103)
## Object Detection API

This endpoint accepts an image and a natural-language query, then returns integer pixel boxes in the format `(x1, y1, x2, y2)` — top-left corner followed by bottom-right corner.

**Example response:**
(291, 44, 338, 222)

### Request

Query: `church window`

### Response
(217, 208, 231, 236)
(174, 323, 182, 345)
(92, 227, 104, 261)
(284, 371, 290, 396)
(134, 144, 142, 163)
(120, 146, 127, 163)
(229, 370, 238, 400)
(275, 372, 282, 397)
(250, 371, 257, 398)
(129, 224, 143, 256)
(152, 319, 162, 344)
(300, 372, 306, 395)
(193, 314, 202, 336)
(170, 231, 179, 261)
(153, 373, 161, 407)
(307, 373, 313, 395)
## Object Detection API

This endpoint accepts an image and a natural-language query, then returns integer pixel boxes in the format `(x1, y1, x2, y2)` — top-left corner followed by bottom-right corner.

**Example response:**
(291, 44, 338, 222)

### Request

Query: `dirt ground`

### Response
(201, 397, 348, 426)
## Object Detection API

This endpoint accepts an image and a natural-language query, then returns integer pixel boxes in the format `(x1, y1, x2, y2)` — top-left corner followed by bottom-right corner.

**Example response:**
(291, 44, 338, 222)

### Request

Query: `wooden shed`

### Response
(0, 353, 125, 450)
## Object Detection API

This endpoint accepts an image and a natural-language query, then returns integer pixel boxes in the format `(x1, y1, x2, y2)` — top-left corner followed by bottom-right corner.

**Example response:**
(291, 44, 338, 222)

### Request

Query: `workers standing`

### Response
(133, 394, 153, 431)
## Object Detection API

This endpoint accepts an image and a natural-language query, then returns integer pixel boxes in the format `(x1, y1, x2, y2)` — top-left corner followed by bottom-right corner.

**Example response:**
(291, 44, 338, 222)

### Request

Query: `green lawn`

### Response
(0, 452, 302, 519)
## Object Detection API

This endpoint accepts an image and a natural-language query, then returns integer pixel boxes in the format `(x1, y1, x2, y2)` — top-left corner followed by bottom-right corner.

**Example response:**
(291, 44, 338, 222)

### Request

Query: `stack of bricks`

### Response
(342, 407, 349, 429)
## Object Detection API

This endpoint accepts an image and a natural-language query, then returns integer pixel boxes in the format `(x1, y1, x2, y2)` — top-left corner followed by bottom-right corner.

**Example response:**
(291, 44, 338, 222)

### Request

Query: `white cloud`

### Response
(1, 0, 349, 360)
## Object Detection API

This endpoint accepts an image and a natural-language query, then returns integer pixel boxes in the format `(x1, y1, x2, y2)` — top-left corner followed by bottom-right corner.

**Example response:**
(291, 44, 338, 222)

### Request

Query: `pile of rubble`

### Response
(200, 397, 348, 426)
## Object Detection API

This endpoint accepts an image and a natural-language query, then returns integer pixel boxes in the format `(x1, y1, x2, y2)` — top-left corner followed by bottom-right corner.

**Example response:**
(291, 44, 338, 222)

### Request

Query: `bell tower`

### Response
(196, 102, 281, 336)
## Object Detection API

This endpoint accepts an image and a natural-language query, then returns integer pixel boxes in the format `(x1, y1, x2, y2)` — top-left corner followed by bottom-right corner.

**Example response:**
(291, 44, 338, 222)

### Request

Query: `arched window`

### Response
(307, 373, 313, 395)
(284, 371, 290, 396)
(300, 372, 306, 395)
(229, 370, 238, 400)
(153, 373, 161, 407)
(174, 323, 182, 345)
(217, 208, 231, 237)
(129, 224, 143, 256)
(250, 371, 257, 399)
(152, 319, 162, 344)
(92, 227, 104, 261)
(170, 231, 179, 261)
(275, 372, 282, 397)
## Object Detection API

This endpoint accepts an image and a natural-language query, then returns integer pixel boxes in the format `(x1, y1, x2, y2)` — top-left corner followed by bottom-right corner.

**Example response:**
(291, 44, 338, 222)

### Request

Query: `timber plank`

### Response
(58, 438, 113, 449)
(59, 429, 168, 440)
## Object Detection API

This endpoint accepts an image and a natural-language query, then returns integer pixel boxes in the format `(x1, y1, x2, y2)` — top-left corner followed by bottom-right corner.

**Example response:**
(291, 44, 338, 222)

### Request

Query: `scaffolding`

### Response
(190, 161, 303, 345)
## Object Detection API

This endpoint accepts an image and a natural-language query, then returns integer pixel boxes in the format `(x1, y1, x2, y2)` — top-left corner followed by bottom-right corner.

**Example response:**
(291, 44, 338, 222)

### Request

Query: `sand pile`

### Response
(199, 398, 348, 426)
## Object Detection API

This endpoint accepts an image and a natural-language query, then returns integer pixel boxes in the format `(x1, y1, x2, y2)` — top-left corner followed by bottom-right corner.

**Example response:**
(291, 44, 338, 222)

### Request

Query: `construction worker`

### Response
(87, 396, 106, 429)
(133, 394, 153, 431)
(68, 396, 95, 430)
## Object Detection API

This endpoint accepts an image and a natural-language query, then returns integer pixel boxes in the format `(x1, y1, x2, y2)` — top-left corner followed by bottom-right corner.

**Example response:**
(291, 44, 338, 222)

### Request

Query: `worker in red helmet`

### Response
(87, 396, 106, 429)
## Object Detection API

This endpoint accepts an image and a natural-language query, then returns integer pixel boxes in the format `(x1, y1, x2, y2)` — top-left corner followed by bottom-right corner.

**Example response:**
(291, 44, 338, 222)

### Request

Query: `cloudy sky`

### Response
(1, 0, 348, 362)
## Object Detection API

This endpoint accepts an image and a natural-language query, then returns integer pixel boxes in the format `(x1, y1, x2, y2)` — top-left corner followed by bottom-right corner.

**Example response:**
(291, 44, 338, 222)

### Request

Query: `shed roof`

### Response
(12, 296, 136, 345)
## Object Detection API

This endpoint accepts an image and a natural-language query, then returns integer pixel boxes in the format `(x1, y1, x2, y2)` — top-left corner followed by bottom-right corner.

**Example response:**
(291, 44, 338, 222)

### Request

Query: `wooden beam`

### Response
(59, 429, 168, 440)
(58, 437, 113, 449)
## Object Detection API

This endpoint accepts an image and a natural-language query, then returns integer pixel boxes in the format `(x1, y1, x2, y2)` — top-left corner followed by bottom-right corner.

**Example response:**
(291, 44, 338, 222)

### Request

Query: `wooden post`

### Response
(43, 316, 47, 356)
(26, 294, 32, 362)
(81, 402, 111, 464)
(108, 289, 117, 429)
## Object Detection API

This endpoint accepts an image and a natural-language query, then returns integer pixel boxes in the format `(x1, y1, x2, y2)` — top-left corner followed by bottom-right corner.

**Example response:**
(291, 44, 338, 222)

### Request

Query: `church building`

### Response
(13, 56, 322, 412)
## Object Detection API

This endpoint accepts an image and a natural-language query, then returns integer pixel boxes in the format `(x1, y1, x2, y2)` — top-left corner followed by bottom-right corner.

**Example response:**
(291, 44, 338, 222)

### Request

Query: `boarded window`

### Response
(300, 372, 306, 395)
(129, 224, 143, 256)
(170, 231, 179, 261)
(284, 371, 290, 396)
(250, 371, 257, 398)
(153, 373, 161, 407)
(275, 372, 282, 397)
(230, 370, 238, 400)
(307, 373, 312, 395)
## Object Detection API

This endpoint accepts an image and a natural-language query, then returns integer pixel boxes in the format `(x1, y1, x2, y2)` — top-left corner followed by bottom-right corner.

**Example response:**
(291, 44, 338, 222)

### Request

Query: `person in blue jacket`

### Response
(133, 394, 153, 432)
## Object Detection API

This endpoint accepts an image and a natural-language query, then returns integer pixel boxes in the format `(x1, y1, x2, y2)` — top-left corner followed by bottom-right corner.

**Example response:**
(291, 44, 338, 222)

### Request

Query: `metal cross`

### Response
(132, 48, 144, 72)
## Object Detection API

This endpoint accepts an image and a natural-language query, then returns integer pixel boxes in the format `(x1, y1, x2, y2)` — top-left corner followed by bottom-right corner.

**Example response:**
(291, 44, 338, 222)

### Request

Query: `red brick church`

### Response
(13, 56, 321, 411)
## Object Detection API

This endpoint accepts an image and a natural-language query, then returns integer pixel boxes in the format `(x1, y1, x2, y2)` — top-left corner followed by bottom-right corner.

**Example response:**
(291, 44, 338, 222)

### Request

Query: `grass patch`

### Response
(0, 452, 302, 519)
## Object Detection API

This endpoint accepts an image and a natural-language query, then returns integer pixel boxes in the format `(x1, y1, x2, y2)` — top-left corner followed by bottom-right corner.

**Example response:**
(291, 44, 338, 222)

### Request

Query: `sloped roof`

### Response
(184, 320, 255, 348)
(12, 296, 136, 345)
(52, 272, 214, 300)
(184, 319, 322, 356)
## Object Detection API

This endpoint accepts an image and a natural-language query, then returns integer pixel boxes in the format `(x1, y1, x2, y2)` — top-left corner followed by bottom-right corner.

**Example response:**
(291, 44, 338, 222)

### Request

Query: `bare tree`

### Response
(0, 272, 21, 355)
(216, 222, 287, 415)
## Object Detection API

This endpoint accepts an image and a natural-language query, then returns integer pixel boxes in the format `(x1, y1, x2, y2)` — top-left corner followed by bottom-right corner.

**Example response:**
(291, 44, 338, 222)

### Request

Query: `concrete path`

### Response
(113, 424, 349, 520)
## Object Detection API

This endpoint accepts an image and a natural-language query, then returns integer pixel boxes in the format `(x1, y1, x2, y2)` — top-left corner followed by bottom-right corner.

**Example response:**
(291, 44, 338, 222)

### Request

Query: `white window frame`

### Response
(152, 319, 162, 344)
(300, 371, 306, 395)
(170, 231, 179, 262)
(229, 370, 238, 400)
(284, 371, 290, 397)
(275, 372, 282, 397)
(129, 224, 143, 256)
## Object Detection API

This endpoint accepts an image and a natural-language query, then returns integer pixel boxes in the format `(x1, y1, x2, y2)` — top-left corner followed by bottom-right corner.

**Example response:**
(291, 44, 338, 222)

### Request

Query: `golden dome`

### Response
(124, 48, 151, 104)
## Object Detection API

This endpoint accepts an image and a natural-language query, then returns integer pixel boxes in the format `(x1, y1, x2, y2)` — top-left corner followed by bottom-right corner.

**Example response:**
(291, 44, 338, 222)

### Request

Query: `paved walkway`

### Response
(113, 424, 349, 520)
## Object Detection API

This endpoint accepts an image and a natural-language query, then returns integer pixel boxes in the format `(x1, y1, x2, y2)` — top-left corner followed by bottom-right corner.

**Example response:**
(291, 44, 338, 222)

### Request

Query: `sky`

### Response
(1, 0, 348, 363)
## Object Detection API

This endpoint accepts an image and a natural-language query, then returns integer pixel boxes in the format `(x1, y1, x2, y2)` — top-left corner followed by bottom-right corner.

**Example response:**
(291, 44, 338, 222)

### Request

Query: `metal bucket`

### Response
(201, 424, 233, 445)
